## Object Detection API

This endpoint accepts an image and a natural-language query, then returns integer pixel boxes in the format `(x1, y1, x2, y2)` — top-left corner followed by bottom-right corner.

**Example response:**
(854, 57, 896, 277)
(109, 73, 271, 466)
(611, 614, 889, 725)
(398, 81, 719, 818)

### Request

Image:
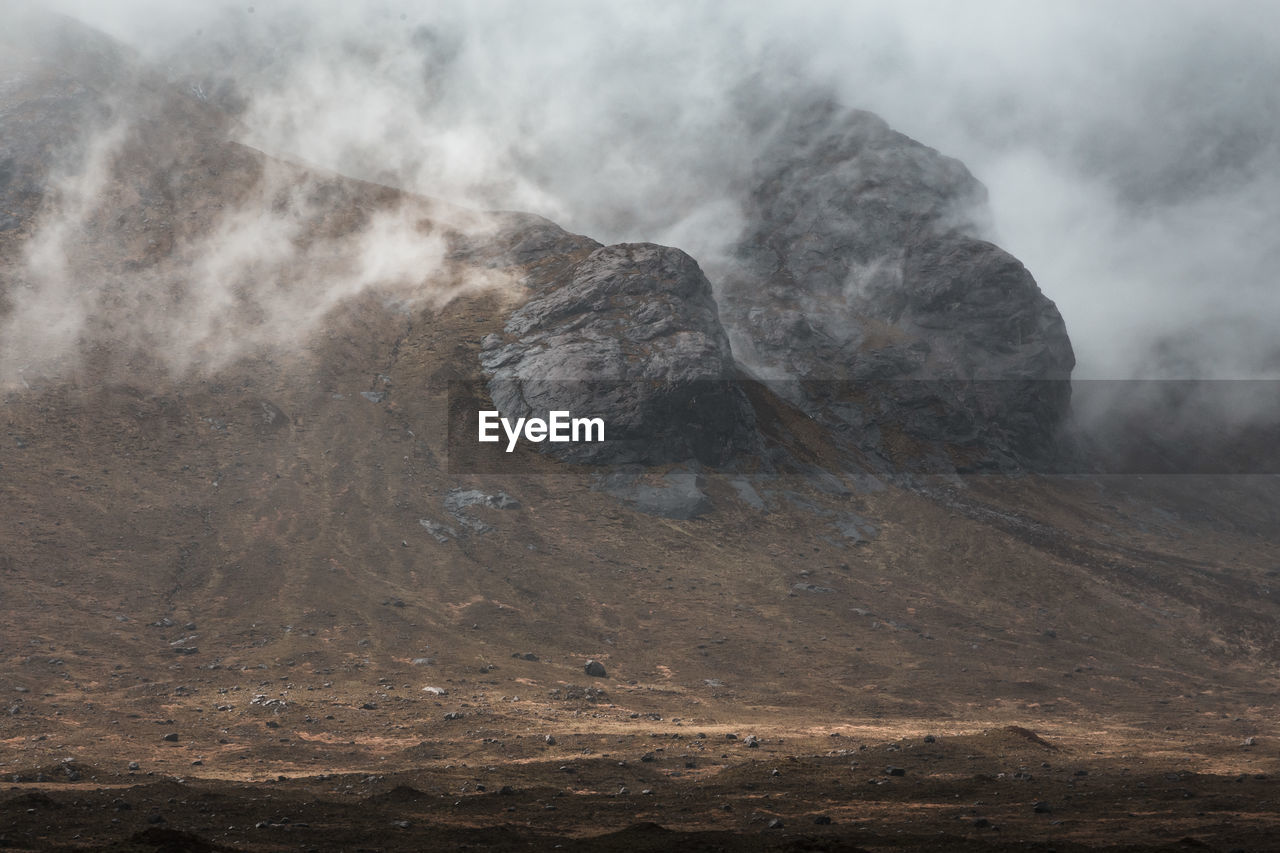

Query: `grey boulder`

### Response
(481, 242, 758, 467)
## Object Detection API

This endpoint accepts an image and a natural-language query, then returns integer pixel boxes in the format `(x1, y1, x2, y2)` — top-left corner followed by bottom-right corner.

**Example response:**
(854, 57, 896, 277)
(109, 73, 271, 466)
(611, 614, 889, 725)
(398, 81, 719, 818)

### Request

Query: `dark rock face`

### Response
(477, 101, 1075, 473)
(720, 99, 1075, 469)
(480, 242, 758, 466)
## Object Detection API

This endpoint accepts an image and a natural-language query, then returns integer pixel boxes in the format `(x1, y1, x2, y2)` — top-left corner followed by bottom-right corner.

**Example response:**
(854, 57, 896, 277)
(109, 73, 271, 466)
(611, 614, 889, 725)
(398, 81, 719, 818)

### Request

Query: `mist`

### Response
(22, 0, 1280, 382)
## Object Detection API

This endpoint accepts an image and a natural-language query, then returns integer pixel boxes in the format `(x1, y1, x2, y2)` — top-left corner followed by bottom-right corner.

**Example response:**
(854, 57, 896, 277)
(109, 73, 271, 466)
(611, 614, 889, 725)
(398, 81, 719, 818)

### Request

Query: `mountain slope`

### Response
(2, 13, 1280, 852)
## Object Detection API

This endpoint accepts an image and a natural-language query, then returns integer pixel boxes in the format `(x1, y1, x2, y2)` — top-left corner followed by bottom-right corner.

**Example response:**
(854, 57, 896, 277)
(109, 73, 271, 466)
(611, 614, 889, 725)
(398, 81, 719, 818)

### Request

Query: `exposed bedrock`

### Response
(475, 98, 1076, 473)
(480, 241, 759, 467)
(719, 98, 1076, 470)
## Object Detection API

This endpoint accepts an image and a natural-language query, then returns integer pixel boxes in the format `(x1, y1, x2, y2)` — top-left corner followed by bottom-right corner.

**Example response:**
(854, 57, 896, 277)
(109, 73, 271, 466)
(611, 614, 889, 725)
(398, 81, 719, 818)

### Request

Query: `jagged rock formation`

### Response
(475, 99, 1076, 473)
(479, 242, 758, 466)
(719, 99, 1076, 470)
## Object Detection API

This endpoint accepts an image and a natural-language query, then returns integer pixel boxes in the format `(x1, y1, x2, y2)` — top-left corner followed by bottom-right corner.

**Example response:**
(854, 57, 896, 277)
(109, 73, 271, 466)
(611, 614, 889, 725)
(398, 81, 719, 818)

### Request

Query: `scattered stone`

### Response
(1033, 801, 1052, 813)
(444, 712, 464, 721)
(1243, 736, 1258, 746)
(128, 761, 140, 771)
(360, 703, 377, 710)
(548, 685, 608, 702)
(512, 652, 539, 661)
(886, 766, 905, 776)
(161, 733, 179, 742)
(584, 659, 608, 678)
(744, 735, 760, 748)
(360, 391, 387, 403)
(767, 818, 784, 829)
(435, 490, 521, 535)
(421, 686, 447, 696)
(418, 519, 455, 543)
(595, 467, 713, 520)
(814, 815, 832, 825)
(924, 734, 937, 743)
(445, 489, 521, 514)
(544, 734, 556, 746)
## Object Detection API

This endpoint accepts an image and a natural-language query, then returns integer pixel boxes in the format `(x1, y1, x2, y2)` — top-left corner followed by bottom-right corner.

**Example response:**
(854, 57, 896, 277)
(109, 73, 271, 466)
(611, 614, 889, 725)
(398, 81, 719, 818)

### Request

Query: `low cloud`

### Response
(14, 0, 1280, 383)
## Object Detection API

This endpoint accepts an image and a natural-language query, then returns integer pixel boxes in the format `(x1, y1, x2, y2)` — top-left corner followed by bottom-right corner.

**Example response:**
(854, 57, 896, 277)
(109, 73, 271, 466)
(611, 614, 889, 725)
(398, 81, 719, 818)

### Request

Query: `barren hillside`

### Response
(2, 12, 1279, 853)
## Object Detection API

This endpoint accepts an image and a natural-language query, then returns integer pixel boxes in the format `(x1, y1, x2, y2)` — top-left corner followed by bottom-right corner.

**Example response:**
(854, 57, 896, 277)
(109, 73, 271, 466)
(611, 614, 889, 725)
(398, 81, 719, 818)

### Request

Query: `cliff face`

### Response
(718, 99, 1076, 470)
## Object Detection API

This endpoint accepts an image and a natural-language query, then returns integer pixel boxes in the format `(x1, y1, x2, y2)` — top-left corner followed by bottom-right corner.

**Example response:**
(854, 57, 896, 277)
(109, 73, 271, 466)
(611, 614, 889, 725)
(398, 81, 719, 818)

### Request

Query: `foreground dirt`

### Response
(3, 716, 1279, 852)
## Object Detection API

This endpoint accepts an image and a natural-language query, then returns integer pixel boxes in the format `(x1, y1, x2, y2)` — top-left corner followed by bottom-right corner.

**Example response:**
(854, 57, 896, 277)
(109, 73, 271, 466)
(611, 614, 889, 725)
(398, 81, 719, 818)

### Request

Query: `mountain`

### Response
(719, 98, 1075, 472)
(2, 13, 1279, 852)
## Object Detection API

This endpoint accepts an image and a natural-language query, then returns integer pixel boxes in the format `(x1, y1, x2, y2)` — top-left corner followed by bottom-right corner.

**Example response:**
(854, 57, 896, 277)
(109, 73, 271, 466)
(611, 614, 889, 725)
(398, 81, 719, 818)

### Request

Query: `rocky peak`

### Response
(717, 98, 1075, 470)
(473, 97, 1076, 473)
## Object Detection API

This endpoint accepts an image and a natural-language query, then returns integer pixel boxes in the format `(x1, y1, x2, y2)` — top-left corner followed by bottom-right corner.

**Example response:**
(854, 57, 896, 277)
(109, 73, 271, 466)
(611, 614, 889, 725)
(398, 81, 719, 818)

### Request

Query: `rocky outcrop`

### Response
(719, 99, 1075, 470)
(477, 99, 1075, 473)
(480, 242, 758, 466)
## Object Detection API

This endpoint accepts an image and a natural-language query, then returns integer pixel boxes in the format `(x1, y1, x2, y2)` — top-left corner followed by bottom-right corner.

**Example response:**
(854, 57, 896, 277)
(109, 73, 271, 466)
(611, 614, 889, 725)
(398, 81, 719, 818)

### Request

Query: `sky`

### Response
(31, 0, 1280, 379)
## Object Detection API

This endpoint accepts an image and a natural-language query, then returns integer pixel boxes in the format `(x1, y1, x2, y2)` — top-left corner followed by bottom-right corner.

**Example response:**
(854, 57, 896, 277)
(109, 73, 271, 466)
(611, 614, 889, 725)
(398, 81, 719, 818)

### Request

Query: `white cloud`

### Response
(24, 0, 1280, 379)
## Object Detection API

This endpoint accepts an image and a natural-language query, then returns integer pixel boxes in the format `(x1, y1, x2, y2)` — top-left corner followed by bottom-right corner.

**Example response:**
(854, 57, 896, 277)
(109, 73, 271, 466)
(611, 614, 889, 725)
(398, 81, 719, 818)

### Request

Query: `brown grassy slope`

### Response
(3, 284, 1279, 735)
